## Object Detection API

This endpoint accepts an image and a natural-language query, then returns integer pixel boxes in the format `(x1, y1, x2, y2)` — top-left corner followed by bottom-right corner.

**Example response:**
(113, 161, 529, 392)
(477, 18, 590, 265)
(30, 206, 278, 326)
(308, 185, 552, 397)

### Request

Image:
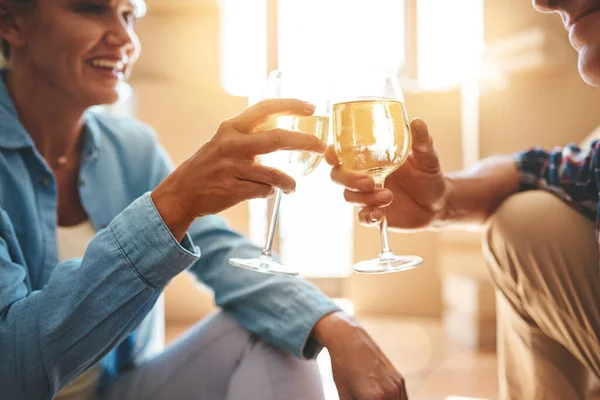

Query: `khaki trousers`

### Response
(484, 191, 600, 400)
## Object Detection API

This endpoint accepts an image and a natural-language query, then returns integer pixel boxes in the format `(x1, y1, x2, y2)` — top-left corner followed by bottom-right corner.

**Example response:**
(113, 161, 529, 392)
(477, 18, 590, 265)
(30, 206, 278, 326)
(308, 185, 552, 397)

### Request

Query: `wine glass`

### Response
(332, 70, 423, 274)
(229, 70, 330, 276)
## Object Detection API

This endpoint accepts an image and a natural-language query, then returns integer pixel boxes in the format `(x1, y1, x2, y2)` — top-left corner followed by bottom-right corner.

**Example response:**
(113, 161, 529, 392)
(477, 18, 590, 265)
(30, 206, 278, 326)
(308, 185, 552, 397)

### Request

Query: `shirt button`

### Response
(79, 180, 85, 187)
(40, 177, 51, 188)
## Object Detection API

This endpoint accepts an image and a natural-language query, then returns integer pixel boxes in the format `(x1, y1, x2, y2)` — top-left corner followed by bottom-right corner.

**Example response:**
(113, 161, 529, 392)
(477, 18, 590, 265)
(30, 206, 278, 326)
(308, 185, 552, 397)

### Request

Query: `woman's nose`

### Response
(105, 19, 135, 50)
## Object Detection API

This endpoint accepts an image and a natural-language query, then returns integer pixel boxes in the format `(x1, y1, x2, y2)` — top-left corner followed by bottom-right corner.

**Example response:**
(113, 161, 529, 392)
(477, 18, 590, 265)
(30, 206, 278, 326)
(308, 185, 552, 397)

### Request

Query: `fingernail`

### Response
(318, 141, 327, 152)
(369, 211, 380, 223)
(358, 177, 373, 191)
(375, 191, 392, 203)
(304, 102, 316, 112)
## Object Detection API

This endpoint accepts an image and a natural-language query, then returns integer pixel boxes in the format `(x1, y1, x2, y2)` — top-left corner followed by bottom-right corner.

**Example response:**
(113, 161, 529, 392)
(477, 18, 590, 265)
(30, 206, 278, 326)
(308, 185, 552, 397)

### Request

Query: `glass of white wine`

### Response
(229, 70, 330, 276)
(332, 70, 423, 274)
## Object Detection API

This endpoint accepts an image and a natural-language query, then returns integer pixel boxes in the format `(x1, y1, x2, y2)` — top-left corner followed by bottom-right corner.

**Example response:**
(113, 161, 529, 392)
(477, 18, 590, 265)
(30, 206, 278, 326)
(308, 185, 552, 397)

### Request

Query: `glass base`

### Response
(353, 253, 423, 274)
(229, 256, 299, 276)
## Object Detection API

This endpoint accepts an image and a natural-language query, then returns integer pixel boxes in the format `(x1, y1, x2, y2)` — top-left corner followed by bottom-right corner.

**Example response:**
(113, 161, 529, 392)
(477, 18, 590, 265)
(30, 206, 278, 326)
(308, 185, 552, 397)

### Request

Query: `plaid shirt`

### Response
(514, 141, 600, 243)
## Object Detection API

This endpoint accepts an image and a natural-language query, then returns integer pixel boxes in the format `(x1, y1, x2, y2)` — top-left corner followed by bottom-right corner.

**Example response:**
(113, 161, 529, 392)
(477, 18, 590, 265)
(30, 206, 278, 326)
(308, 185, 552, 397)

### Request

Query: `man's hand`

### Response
(327, 119, 446, 230)
(313, 311, 408, 400)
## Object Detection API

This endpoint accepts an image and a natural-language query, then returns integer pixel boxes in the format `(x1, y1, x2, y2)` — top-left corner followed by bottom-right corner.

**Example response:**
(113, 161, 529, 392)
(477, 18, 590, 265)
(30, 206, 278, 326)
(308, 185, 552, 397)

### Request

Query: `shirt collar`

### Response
(0, 70, 34, 150)
(82, 110, 102, 153)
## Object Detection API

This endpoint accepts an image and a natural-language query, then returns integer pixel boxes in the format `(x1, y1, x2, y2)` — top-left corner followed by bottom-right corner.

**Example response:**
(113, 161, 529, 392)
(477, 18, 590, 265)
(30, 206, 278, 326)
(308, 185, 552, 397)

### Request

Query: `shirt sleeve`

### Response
(147, 134, 341, 360)
(186, 216, 341, 359)
(513, 141, 600, 219)
(0, 195, 199, 400)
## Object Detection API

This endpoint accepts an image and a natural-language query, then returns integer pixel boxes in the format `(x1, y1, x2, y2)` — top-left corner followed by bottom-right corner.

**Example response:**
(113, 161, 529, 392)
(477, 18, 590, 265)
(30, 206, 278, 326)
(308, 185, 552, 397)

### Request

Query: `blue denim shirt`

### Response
(0, 79, 340, 399)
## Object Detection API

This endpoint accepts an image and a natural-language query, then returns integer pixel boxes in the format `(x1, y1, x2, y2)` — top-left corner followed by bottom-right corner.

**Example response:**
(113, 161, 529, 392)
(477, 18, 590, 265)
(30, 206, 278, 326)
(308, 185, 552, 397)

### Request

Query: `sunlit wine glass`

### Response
(229, 70, 330, 276)
(332, 70, 423, 274)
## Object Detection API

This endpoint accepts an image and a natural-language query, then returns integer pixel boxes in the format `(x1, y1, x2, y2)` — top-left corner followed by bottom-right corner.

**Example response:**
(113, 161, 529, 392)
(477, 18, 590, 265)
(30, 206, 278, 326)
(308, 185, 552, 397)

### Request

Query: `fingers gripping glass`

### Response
(332, 70, 422, 274)
(229, 70, 330, 276)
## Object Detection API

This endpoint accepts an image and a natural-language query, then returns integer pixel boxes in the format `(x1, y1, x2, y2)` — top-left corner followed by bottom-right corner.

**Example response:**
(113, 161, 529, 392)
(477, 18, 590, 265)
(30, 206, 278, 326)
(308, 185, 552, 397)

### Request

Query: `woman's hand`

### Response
(152, 98, 326, 240)
(314, 312, 408, 400)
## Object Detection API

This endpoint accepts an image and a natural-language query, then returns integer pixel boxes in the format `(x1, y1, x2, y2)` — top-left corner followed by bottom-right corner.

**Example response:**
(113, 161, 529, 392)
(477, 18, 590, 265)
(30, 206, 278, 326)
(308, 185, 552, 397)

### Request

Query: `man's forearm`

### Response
(435, 155, 521, 228)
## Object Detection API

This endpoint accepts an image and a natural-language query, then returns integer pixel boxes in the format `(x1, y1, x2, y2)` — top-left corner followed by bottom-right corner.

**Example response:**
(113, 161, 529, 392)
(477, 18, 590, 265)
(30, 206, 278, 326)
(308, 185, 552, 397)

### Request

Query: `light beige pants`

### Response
(484, 191, 600, 400)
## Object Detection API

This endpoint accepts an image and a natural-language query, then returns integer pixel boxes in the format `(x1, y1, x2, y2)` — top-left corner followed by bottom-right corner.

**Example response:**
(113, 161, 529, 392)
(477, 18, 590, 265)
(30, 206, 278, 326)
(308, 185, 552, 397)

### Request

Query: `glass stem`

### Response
(376, 181, 393, 257)
(261, 188, 283, 259)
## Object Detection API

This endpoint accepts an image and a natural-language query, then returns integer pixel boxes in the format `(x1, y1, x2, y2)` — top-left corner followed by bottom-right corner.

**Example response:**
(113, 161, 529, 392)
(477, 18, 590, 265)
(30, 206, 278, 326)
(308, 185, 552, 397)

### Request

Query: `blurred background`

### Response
(110, 0, 600, 398)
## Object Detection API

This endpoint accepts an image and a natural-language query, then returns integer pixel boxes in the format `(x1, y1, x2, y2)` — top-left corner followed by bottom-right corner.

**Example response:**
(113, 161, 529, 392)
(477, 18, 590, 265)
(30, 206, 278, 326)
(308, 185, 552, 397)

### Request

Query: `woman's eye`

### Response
(123, 11, 137, 25)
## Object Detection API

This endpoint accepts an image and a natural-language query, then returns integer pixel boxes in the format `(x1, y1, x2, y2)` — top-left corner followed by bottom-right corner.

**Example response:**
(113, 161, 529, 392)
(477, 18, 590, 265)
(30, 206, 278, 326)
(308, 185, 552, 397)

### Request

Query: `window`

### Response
(219, 0, 267, 97)
(417, 0, 484, 89)
(220, 0, 484, 93)
(220, 0, 408, 98)
(278, 0, 406, 75)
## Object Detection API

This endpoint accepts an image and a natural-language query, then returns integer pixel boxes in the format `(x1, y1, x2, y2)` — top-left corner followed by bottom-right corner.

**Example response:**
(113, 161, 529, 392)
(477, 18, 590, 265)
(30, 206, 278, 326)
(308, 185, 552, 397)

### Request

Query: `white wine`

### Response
(333, 99, 411, 182)
(256, 115, 329, 178)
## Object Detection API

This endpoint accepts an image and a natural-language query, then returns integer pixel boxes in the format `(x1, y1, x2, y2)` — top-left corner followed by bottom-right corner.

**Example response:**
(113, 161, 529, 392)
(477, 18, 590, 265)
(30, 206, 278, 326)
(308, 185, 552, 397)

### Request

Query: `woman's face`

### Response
(12, 0, 144, 106)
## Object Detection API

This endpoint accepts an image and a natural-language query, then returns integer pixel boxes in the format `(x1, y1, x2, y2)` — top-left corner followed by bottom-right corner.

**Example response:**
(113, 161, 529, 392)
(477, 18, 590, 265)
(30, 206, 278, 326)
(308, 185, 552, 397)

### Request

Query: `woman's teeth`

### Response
(89, 59, 125, 72)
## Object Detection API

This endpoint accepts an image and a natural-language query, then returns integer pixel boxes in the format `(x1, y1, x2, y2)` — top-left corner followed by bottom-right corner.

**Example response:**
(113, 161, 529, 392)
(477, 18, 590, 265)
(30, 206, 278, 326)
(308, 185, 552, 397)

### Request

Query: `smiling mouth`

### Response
(87, 58, 128, 78)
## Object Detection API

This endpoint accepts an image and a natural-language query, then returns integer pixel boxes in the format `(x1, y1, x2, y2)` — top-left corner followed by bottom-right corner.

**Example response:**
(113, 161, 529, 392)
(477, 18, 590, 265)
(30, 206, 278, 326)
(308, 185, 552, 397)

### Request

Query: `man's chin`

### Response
(578, 46, 600, 88)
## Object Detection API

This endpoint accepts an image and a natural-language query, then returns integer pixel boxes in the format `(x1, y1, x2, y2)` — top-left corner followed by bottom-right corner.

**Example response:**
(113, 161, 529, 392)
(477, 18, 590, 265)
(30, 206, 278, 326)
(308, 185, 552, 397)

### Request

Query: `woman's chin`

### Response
(84, 88, 120, 107)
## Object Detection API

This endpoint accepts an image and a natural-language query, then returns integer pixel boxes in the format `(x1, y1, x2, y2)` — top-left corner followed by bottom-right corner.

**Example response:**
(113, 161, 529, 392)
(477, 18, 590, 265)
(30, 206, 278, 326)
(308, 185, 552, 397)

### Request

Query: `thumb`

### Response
(410, 118, 440, 172)
(410, 118, 433, 153)
(325, 145, 341, 166)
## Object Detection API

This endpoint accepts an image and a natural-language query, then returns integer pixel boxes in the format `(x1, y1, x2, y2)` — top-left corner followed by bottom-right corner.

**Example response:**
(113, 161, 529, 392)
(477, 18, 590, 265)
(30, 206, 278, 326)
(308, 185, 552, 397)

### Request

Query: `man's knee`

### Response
(485, 191, 571, 281)
(484, 190, 595, 287)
